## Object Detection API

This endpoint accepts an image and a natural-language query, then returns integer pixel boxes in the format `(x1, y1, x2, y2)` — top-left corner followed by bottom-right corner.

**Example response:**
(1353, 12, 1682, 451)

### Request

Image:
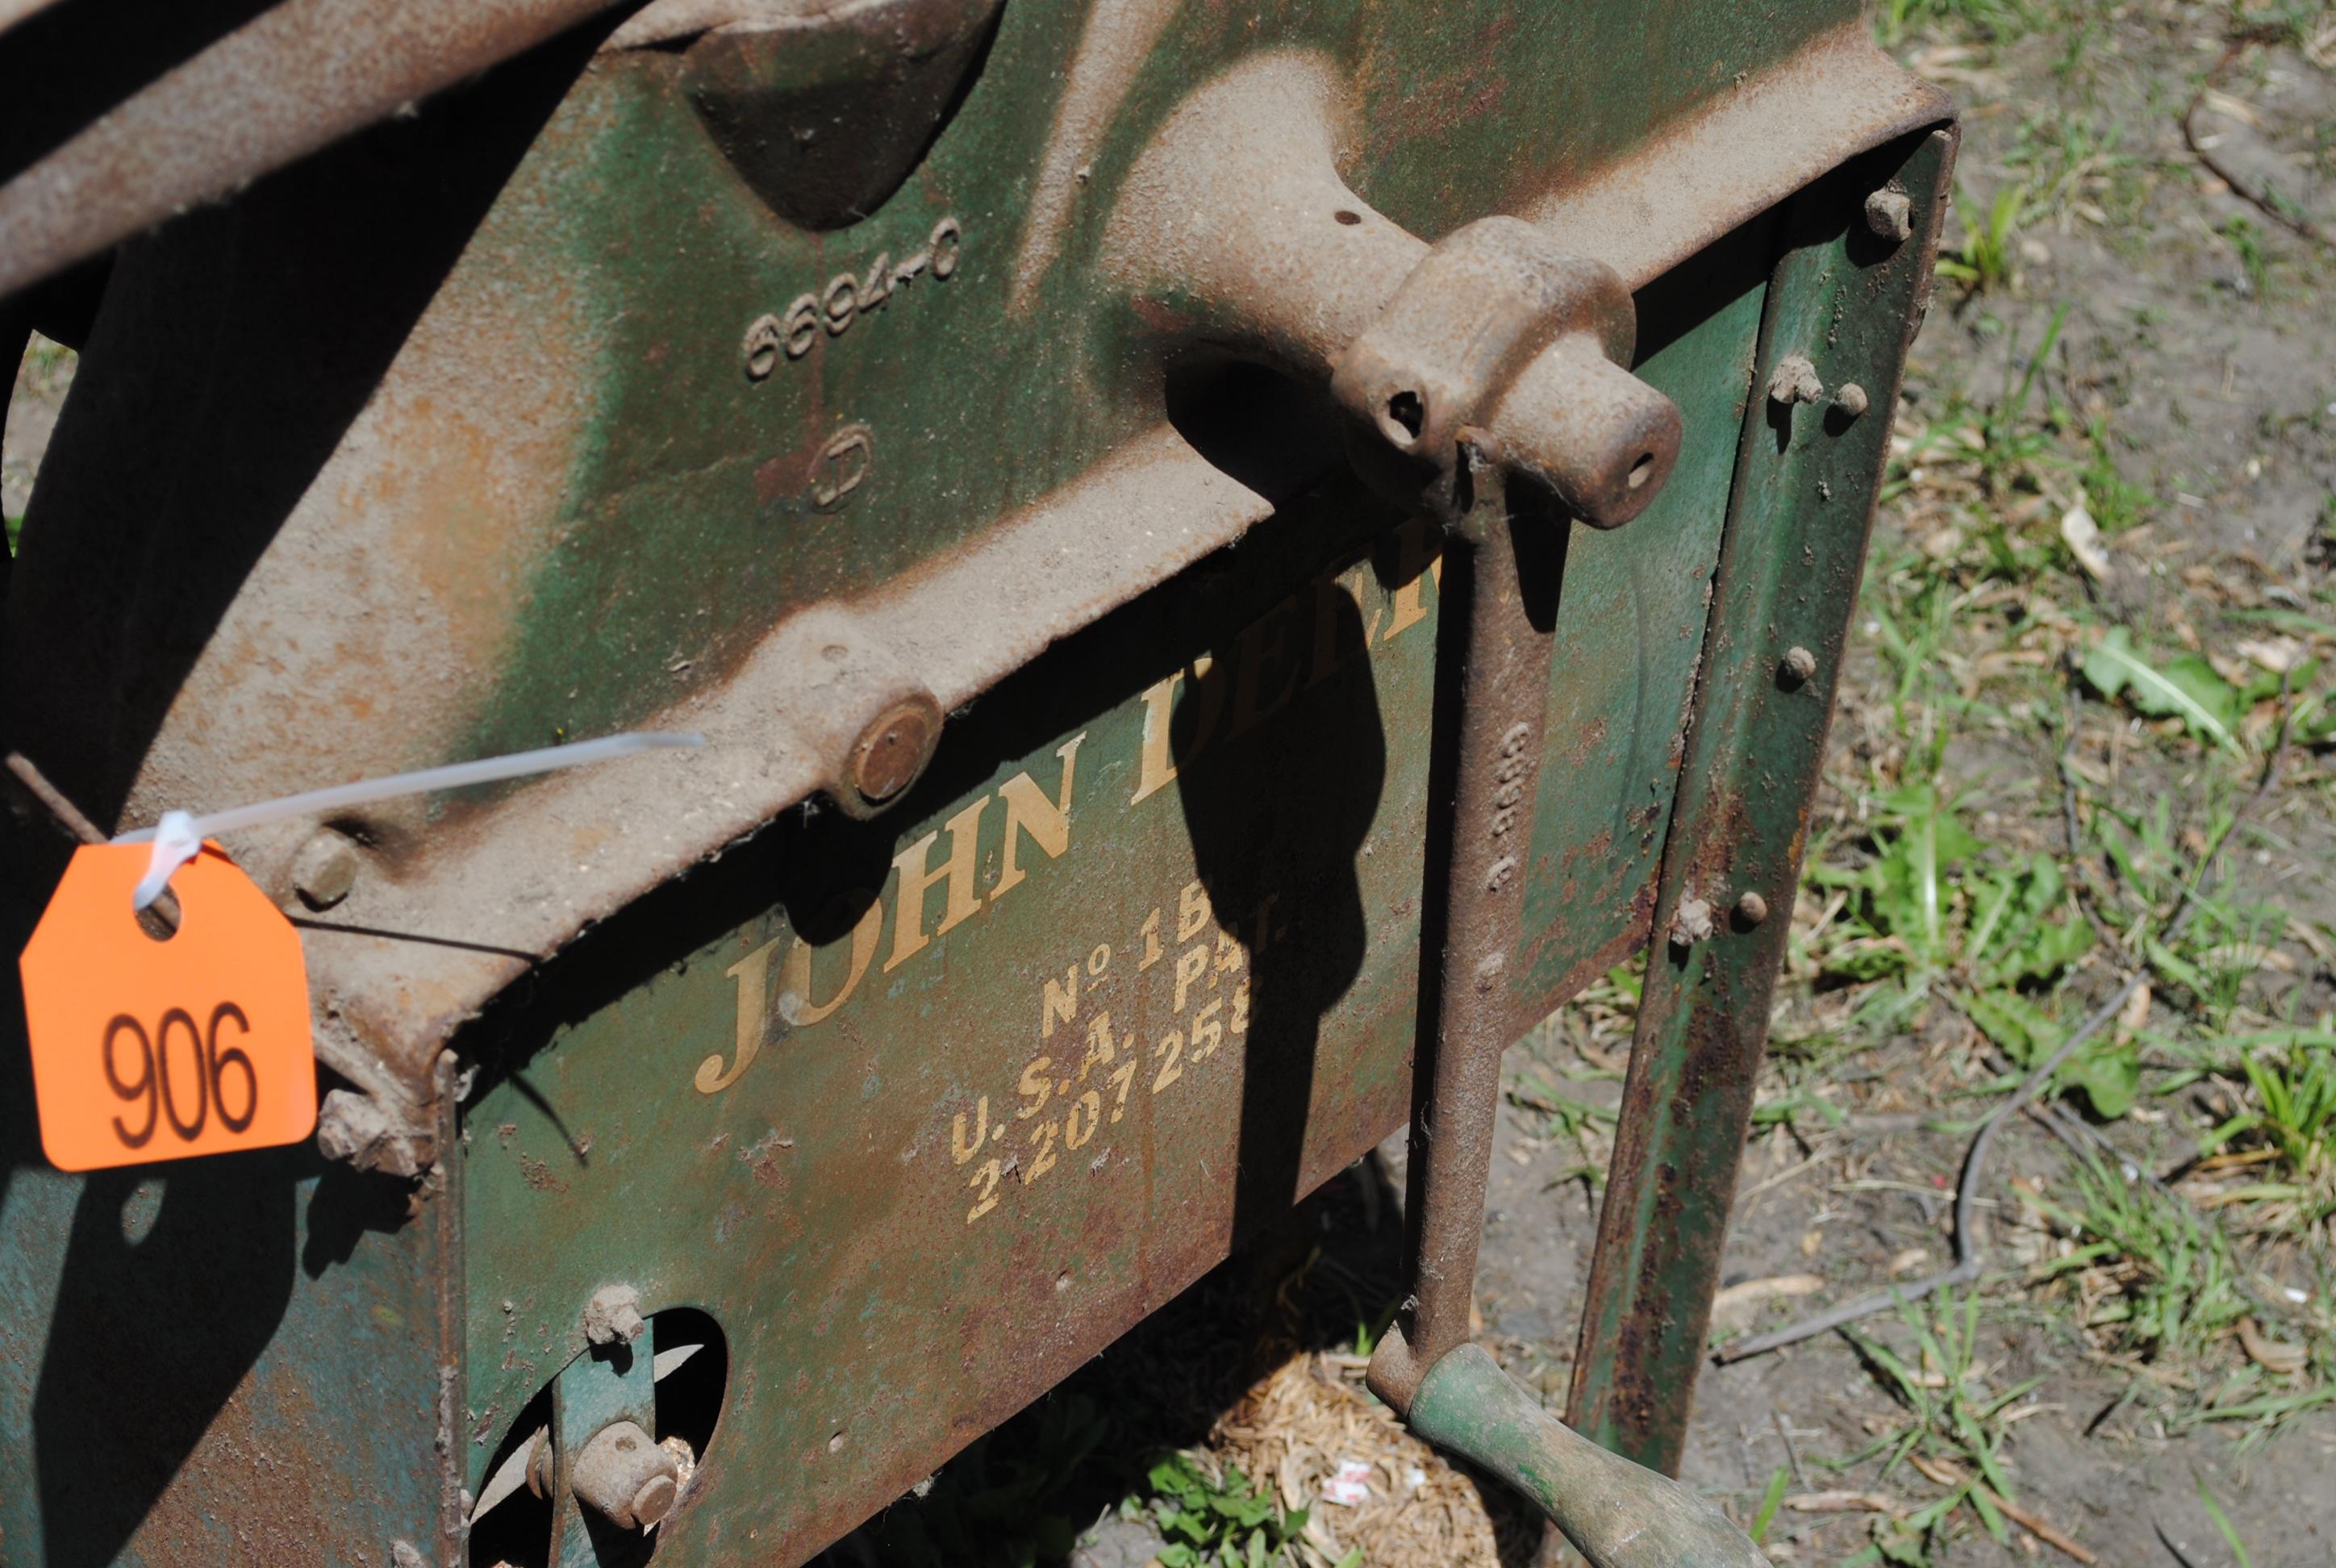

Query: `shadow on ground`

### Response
(806, 1155, 1538, 1568)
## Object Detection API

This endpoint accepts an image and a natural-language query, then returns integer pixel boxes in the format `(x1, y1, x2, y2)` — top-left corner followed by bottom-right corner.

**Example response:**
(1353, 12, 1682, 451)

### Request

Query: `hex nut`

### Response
(1865, 188, 1913, 244)
(1780, 646, 1819, 686)
(1733, 890, 1770, 927)
(1832, 382, 1870, 420)
(583, 1284, 647, 1346)
(313, 1088, 434, 1181)
(570, 1419, 681, 1530)
(1766, 353, 1822, 407)
(291, 828, 361, 910)
(1667, 894, 1717, 948)
(849, 696, 941, 807)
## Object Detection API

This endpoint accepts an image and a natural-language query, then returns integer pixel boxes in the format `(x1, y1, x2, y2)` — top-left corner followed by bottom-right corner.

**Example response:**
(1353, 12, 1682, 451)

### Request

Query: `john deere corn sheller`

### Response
(0, 2, 1952, 1563)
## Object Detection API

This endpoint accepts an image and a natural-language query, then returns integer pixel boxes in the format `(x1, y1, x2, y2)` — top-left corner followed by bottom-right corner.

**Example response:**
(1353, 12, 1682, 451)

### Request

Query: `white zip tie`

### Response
(112, 731, 704, 911)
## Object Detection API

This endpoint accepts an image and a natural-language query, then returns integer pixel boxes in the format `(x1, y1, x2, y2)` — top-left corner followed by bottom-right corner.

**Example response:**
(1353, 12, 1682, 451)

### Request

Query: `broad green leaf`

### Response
(2062, 1036, 2141, 1119)
(2081, 628, 2240, 750)
(1963, 987, 2062, 1064)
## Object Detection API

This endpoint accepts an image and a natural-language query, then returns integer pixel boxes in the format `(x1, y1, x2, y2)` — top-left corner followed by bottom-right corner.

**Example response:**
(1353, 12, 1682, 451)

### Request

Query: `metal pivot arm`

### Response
(1103, 51, 1681, 532)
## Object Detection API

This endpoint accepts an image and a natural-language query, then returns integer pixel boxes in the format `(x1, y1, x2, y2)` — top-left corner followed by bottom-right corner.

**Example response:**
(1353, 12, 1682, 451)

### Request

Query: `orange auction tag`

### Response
(19, 842, 316, 1172)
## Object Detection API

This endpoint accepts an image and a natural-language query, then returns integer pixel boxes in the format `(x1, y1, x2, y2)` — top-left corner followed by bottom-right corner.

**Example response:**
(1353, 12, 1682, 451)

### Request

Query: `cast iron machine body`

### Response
(0, 2, 1951, 1563)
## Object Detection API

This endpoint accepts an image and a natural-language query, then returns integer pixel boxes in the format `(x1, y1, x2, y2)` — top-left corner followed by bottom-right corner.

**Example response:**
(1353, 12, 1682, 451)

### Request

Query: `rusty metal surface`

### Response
(0, 6, 1958, 1563)
(1565, 125, 1958, 1478)
(460, 490, 1441, 1566)
(2, 15, 1949, 1148)
(1525, 23, 1951, 289)
(0, 0, 646, 304)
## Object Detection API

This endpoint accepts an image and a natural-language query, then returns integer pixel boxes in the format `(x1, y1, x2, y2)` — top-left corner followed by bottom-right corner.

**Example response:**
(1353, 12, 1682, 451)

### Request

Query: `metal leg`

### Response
(1566, 127, 1958, 1474)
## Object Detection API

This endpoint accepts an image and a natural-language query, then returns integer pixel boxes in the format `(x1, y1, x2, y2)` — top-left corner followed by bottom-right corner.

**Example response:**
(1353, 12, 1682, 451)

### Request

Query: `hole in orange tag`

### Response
(19, 842, 316, 1172)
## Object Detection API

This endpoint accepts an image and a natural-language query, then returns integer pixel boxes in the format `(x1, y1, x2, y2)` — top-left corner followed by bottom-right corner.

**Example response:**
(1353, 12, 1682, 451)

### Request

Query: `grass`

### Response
(2196, 1474, 2255, 1566)
(1828, 1292, 2052, 1566)
(1774, 106, 2336, 1457)
(1936, 185, 2028, 296)
(2030, 1150, 2255, 1367)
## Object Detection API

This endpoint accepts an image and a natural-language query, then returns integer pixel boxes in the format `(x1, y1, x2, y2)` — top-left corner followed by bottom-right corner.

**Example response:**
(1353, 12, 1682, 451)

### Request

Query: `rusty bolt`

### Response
(1780, 646, 1819, 687)
(1766, 353, 1822, 407)
(1865, 188, 1913, 244)
(571, 1419, 680, 1530)
(1734, 890, 1770, 927)
(584, 1284, 647, 1347)
(849, 697, 941, 806)
(1667, 894, 1716, 948)
(1832, 382, 1870, 420)
(290, 828, 361, 910)
(314, 1091, 426, 1178)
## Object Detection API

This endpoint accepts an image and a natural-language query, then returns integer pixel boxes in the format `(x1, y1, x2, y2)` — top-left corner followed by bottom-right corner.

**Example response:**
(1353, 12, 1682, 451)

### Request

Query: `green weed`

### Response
(2080, 628, 2246, 752)
(2198, 1036, 2336, 1214)
(1936, 186, 2027, 295)
(1128, 1453, 1336, 1568)
(2077, 419, 2154, 534)
(1505, 1073, 1616, 1191)
(2219, 215, 2271, 297)
(1872, 0, 2035, 48)
(1830, 1291, 2050, 1566)
(2029, 1151, 2253, 1369)
(1747, 1467, 1790, 1545)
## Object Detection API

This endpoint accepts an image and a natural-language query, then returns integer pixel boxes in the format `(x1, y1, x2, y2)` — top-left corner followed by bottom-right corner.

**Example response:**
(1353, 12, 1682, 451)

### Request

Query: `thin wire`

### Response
(111, 731, 704, 843)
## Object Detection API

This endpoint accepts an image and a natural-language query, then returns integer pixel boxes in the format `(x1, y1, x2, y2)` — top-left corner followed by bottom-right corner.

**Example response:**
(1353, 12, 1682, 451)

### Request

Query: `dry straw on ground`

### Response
(1204, 1350, 1541, 1568)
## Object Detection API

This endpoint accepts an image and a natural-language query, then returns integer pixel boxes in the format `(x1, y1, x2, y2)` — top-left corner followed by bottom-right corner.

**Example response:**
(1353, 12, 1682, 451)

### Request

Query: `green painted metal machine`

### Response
(0, 2, 1951, 1562)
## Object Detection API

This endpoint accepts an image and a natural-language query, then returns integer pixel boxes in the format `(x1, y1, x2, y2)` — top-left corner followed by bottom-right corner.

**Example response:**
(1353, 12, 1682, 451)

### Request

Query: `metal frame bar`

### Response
(1566, 124, 1958, 1474)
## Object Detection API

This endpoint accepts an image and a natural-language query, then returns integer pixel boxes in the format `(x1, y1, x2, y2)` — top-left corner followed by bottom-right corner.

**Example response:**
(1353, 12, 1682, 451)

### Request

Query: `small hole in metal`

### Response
(1627, 452, 1654, 490)
(1333, 209, 1362, 226)
(1386, 390, 1424, 440)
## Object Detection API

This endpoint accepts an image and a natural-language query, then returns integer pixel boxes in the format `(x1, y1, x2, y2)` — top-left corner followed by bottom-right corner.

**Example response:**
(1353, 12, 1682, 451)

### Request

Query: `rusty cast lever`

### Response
(1358, 467, 1764, 1566)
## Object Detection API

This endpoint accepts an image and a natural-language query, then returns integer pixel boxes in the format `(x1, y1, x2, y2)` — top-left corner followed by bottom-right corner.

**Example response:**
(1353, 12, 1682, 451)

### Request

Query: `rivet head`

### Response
(1832, 382, 1870, 419)
(1865, 189, 1913, 244)
(850, 697, 941, 806)
(1734, 890, 1770, 927)
(1780, 646, 1818, 687)
(290, 828, 361, 910)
